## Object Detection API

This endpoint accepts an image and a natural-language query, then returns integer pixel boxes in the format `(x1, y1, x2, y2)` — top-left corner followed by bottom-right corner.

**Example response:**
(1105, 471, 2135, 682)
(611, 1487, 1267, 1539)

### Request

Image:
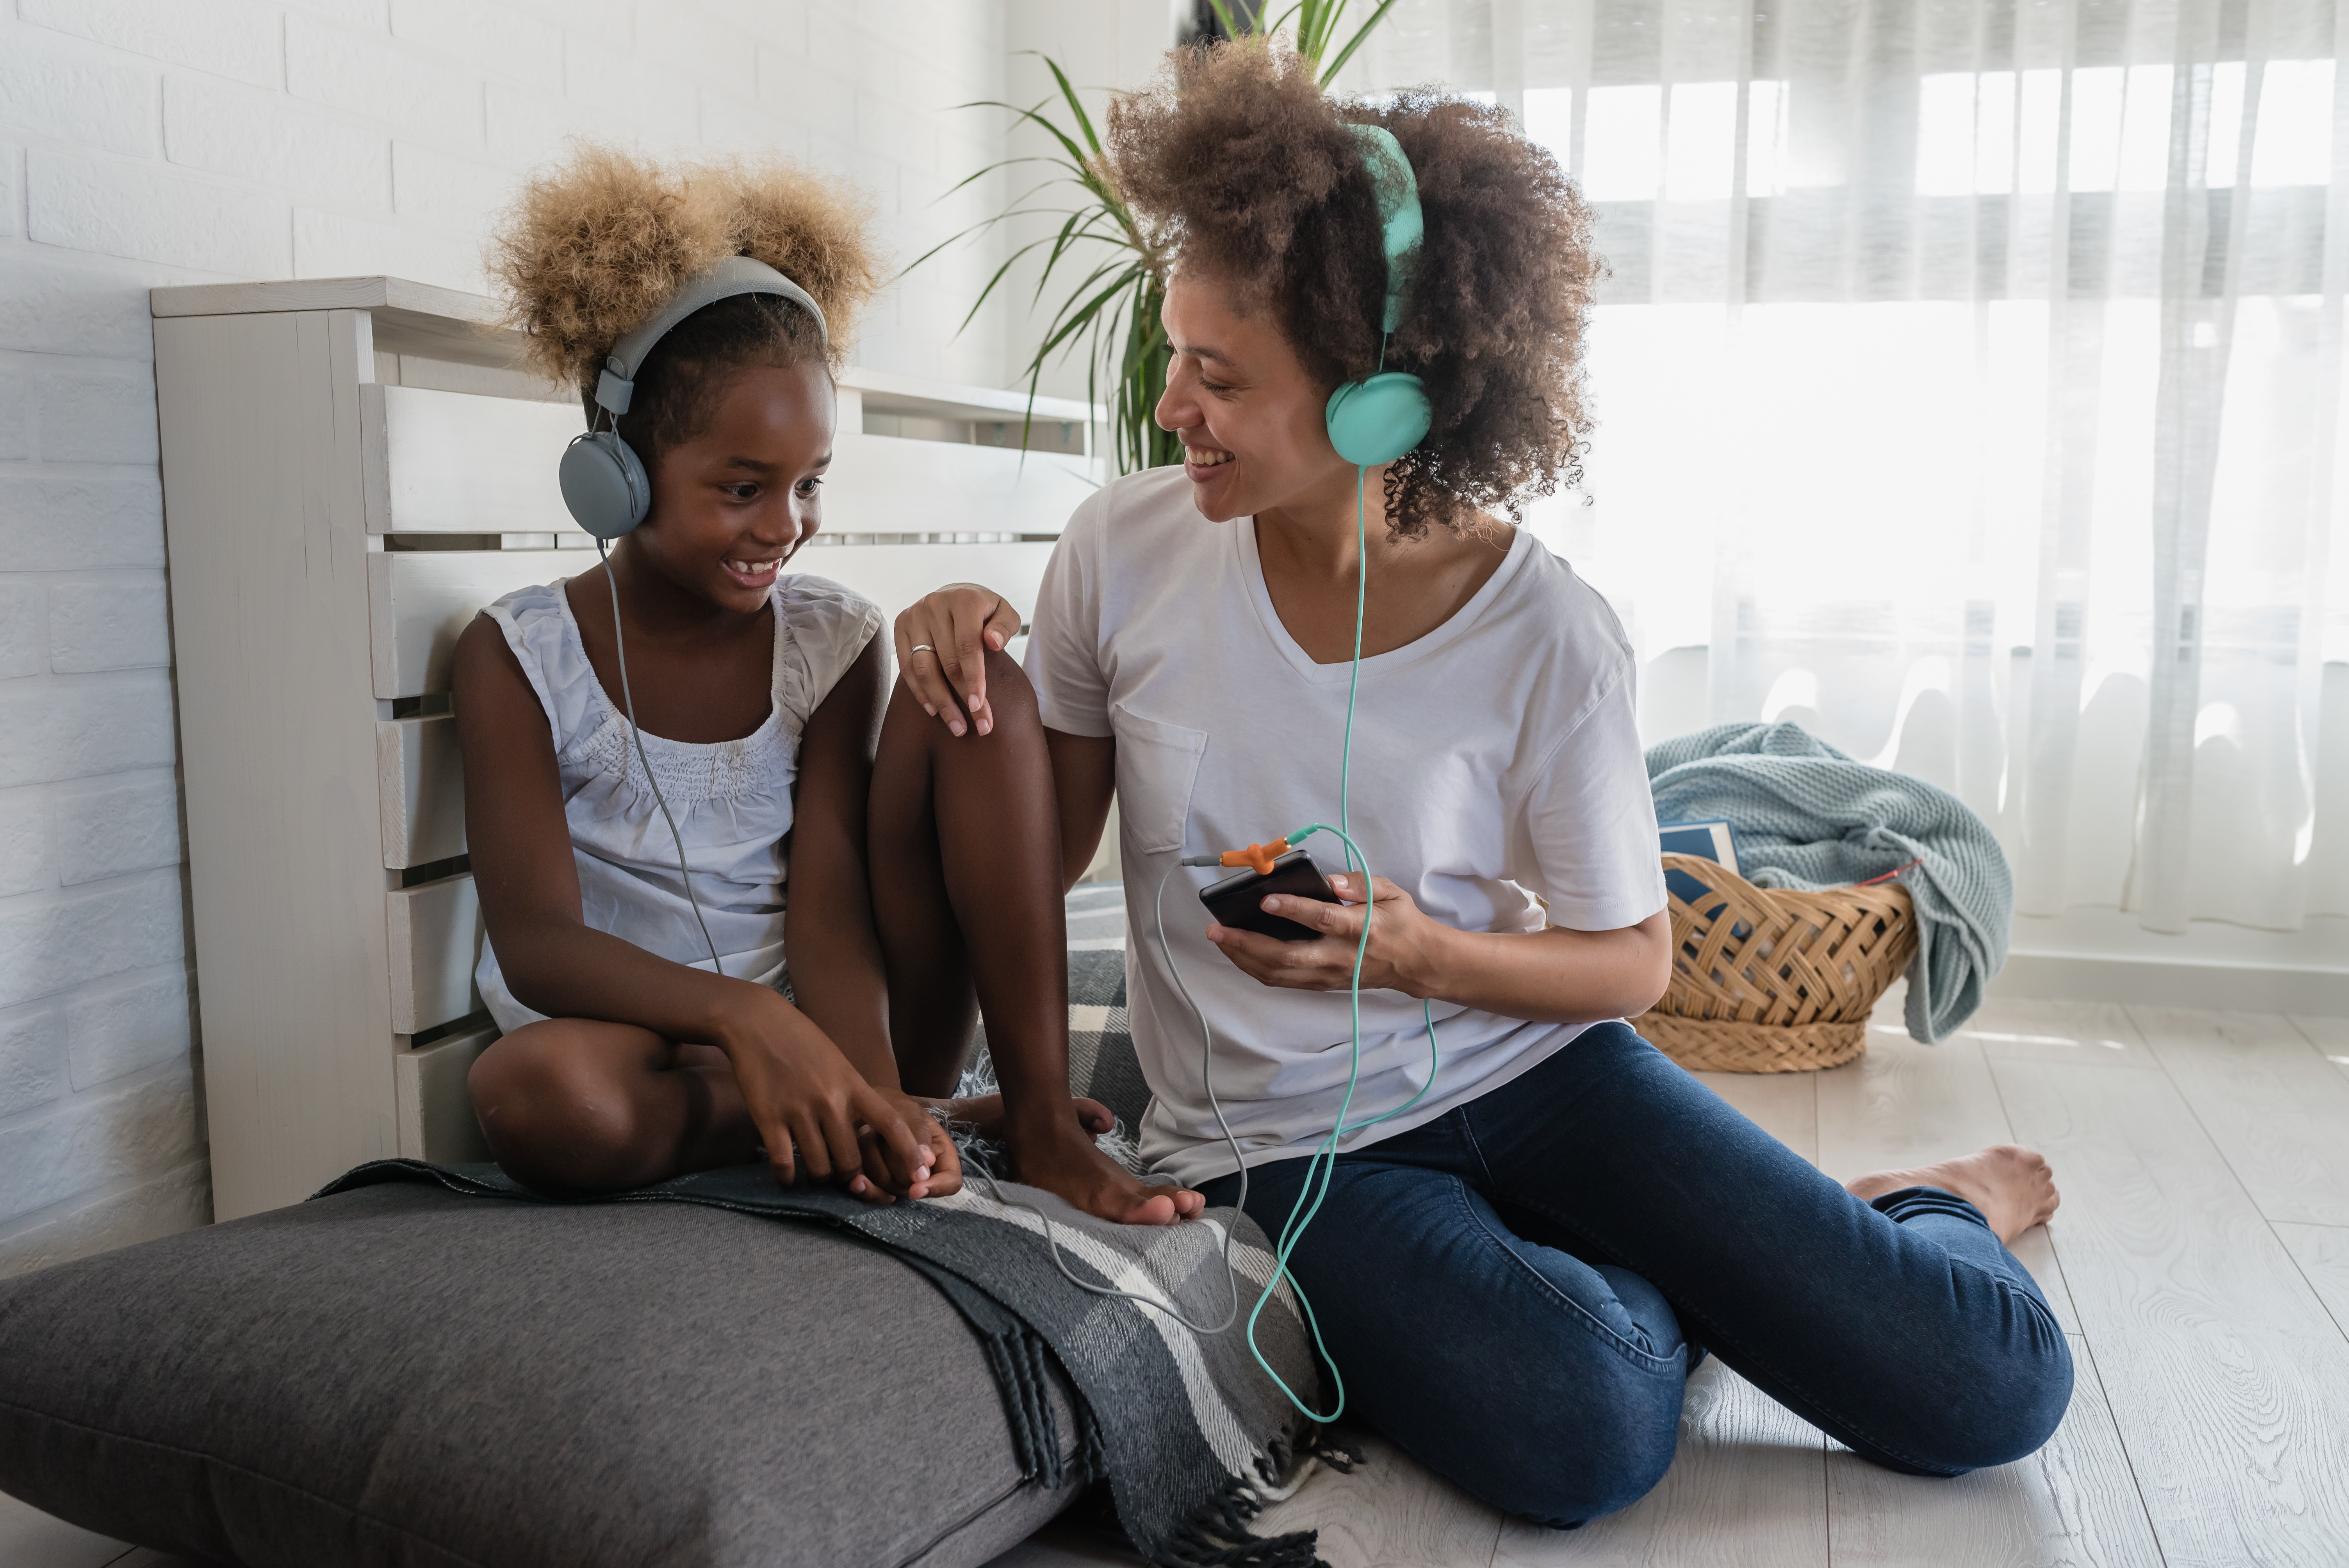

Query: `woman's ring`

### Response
(909, 644, 936, 656)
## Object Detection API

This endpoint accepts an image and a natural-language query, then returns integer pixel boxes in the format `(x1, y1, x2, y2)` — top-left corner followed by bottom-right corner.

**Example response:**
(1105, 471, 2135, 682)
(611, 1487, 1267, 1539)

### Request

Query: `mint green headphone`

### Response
(1323, 123, 1432, 467)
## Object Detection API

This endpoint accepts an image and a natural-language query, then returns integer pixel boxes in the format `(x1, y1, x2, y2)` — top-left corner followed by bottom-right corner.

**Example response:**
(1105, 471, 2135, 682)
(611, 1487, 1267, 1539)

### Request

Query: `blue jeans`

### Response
(1198, 1023, 2072, 1528)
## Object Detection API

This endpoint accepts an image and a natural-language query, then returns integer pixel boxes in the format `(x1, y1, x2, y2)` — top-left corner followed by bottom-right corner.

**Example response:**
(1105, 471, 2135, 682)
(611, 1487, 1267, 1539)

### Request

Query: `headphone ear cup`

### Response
(1325, 372, 1432, 467)
(559, 430, 652, 540)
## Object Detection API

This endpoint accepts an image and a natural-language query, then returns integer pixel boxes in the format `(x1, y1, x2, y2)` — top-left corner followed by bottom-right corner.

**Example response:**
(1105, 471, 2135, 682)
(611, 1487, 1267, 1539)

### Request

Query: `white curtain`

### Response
(1331, 0, 2349, 935)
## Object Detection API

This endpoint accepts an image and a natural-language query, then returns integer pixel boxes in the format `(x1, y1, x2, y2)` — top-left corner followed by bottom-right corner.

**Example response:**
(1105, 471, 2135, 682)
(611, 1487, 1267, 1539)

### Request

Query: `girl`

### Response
(458, 150, 1186, 1226)
(895, 47, 2074, 1527)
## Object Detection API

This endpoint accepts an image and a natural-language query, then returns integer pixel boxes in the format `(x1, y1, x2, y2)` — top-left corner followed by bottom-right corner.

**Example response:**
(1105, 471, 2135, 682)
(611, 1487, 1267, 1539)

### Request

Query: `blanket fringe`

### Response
(1160, 1472, 1323, 1568)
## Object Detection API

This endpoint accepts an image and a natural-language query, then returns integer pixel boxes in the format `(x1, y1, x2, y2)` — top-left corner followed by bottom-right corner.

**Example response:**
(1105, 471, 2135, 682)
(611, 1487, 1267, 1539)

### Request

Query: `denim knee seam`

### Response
(1446, 1178, 1684, 1375)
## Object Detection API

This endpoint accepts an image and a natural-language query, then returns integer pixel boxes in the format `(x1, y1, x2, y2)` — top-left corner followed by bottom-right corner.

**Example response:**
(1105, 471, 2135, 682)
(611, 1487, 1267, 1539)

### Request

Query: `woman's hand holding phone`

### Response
(894, 584, 1022, 737)
(1208, 872, 1453, 997)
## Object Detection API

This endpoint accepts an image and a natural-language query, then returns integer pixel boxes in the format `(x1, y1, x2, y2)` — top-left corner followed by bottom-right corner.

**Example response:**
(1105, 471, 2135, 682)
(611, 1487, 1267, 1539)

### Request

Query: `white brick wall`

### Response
(0, 0, 1063, 1279)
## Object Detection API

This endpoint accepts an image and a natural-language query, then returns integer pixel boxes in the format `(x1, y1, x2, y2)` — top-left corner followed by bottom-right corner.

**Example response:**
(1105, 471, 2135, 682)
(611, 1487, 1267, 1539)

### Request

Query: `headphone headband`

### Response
(1344, 124, 1424, 335)
(593, 255, 829, 416)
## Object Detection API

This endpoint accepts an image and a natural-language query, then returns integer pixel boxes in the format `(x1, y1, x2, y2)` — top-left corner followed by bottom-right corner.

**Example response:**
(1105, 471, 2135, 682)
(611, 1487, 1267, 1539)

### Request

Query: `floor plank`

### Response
(981, 1521, 1143, 1568)
(1817, 1021, 2013, 1184)
(2287, 1014, 2349, 1079)
(0, 1492, 127, 1568)
(1824, 1334, 2163, 1568)
(2271, 1223, 2349, 1343)
(1957, 999, 2162, 1073)
(1815, 1021, 2080, 1334)
(1492, 1358, 1827, 1568)
(1987, 1057, 2349, 1566)
(1249, 1426, 1507, 1568)
(1688, 1069, 1818, 1164)
(2128, 1007, 2349, 1228)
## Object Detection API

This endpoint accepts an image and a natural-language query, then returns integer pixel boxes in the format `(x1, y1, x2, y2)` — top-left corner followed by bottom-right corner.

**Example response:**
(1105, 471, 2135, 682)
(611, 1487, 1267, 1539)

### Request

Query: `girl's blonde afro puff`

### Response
(490, 144, 884, 390)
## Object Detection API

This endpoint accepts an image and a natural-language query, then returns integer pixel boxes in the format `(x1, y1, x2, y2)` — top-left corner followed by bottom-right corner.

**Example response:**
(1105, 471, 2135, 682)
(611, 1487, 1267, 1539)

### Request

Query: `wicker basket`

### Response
(1635, 852, 1919, 1073)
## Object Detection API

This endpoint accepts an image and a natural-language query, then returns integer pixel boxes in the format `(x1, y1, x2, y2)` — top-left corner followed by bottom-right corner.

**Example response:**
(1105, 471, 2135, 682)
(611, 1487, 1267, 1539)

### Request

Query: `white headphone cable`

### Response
(960, 853, 1252, 1333)
(596, 539, 726, 979)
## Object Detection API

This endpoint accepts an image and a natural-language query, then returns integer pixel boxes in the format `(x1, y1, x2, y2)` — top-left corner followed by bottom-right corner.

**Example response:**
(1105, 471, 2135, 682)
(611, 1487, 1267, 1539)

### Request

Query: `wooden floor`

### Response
(994, 985, 2349, 1568)
(11, 988, 2348, 1568)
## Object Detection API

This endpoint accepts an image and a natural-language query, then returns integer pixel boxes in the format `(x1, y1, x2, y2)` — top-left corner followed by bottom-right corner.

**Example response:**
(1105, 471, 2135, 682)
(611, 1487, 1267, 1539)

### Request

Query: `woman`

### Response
(896, 45, 2071, 1527)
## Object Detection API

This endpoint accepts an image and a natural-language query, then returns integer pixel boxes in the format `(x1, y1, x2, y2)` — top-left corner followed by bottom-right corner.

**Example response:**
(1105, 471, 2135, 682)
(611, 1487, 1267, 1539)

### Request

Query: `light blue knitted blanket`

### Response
(1645, 723, 2013, 1044)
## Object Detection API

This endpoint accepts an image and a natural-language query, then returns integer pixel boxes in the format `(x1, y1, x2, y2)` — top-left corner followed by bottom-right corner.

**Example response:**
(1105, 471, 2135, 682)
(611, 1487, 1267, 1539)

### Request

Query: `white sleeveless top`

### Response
(473, 573, 882, 1034)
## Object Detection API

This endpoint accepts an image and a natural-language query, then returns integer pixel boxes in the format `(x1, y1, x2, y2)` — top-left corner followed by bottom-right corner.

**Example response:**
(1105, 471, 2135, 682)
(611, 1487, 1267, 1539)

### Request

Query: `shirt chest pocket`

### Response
(1110, 706, 1208, 857)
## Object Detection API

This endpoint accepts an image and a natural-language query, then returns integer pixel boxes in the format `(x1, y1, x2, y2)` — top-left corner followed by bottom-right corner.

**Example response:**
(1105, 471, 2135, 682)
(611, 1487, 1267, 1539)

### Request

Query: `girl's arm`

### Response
(781, 635, 896, 1085)
(1211, 880, 1672, 1025)
(451, 615, 931, 1192)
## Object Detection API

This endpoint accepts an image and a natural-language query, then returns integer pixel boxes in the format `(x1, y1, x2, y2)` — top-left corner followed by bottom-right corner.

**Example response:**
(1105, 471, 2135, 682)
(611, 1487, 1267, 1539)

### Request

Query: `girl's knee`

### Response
(978, 648, 1039, 722)
(469, 1026, 649, 1191)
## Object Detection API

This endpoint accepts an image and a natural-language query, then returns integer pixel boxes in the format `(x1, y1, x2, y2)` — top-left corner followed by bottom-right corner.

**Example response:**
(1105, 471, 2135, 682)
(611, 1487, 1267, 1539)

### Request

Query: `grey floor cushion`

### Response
(0, 1181, 1085, 1568)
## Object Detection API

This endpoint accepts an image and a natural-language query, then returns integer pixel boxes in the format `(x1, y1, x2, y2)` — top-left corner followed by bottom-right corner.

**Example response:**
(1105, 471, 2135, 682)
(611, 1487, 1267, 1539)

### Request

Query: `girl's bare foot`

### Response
(1845, 1144, 2060, 1244)
(921, 1092, 1114, 1139)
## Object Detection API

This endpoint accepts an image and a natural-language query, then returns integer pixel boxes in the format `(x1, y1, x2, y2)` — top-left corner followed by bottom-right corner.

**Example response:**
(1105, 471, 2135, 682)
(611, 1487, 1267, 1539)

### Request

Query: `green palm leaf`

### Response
(910, 15, 1392, 469)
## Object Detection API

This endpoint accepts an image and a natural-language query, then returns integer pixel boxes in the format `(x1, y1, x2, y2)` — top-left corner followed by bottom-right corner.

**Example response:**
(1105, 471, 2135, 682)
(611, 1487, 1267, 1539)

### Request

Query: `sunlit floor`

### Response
(9, 982, 2348, 1568)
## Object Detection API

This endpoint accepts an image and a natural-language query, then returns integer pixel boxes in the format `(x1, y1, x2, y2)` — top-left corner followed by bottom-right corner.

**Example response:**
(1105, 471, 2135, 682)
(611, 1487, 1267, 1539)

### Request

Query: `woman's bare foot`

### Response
(1845, 1144, 2060, 1244)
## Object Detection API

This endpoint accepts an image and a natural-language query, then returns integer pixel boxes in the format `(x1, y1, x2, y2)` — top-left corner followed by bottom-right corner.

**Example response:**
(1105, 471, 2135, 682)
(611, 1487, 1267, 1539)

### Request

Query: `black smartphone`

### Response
(1199, 850, 1343, 941)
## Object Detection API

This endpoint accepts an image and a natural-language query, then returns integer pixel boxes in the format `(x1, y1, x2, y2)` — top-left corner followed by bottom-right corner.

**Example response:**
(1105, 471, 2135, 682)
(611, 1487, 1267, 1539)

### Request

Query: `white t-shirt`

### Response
(1026, 467, 1666, 1188)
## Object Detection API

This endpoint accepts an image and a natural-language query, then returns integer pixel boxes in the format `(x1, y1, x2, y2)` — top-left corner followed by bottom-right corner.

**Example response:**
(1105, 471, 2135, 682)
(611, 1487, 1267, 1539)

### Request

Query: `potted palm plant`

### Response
(913, 0, 1397, 473)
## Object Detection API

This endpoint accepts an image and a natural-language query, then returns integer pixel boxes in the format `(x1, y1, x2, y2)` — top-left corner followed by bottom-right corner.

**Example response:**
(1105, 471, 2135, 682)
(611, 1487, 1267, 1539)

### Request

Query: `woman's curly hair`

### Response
(488, 145, 884, 460)
(1108, 45, 1600, 538)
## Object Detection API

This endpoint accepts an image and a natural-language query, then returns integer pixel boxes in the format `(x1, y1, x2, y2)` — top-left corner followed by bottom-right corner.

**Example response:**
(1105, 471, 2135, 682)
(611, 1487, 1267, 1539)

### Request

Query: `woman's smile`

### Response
(1183, 443, 1236, 484)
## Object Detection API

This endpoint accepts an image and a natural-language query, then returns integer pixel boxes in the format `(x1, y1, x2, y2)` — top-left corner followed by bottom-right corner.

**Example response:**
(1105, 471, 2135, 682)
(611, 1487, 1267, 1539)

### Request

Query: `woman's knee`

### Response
(1478, 1380, 1682, 1527)
(1946, 1328, 2074, 1471)
(1877, 1312, 2075, 1475)
(1415, 1350, 1684, 1528)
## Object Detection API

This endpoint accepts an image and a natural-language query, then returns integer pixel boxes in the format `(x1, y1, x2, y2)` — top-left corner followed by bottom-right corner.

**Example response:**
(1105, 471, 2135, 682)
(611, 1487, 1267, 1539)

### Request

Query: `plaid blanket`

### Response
(319, 890, 1335, 1568)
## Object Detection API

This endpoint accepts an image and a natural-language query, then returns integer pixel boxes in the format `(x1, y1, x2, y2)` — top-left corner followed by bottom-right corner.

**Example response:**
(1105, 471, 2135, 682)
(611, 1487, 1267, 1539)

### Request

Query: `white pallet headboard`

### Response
(150, 275, 1107, 1218)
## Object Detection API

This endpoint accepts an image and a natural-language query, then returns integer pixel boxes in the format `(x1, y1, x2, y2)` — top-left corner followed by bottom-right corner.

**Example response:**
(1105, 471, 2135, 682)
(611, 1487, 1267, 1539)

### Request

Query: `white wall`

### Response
(0, 0, 1056, 1278)
(997, 0, 1180, 399)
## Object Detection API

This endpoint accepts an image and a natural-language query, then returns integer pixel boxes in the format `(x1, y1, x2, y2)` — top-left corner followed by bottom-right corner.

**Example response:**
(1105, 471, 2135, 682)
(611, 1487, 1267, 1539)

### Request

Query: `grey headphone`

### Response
(556, 255, 830, 540)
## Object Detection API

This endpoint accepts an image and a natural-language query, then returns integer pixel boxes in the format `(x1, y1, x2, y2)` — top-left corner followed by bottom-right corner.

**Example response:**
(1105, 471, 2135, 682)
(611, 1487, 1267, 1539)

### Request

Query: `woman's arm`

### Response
(1048, 729, 1116, 895)
(451, 615, 929, 1190)
(1210, 875, 1672, 1025)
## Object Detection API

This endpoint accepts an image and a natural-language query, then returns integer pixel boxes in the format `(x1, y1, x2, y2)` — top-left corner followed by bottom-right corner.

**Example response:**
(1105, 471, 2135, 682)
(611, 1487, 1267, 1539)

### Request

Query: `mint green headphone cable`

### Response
(967, 463, 1440, 1423)
(1236, 463, 1440, 1423)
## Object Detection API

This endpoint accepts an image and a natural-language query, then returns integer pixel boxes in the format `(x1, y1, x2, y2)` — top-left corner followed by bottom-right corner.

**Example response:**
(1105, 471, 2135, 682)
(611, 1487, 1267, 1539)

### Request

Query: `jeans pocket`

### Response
(1111, 706, 1208, 856)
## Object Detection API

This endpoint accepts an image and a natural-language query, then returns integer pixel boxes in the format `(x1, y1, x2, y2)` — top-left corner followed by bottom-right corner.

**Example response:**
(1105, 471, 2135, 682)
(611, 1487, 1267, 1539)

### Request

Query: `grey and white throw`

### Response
(319, 1149, 1331, 1568)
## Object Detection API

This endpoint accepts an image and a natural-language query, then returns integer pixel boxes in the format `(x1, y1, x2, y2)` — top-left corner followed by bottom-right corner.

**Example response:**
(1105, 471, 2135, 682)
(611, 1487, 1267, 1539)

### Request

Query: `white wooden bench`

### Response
(152, 276, 1103, 1220)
